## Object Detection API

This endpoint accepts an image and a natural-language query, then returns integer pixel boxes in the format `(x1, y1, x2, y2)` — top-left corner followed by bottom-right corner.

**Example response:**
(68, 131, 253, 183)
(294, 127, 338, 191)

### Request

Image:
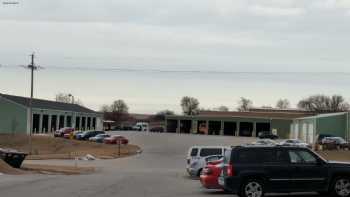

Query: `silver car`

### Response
(279, 139, 312, 148)
(186, 146, 227, 177)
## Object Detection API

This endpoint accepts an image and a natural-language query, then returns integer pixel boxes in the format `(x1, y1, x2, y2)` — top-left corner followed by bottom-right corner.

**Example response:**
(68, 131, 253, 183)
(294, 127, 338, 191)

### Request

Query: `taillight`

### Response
(203, 167, 212, 175)
(227, 164, 234, 176)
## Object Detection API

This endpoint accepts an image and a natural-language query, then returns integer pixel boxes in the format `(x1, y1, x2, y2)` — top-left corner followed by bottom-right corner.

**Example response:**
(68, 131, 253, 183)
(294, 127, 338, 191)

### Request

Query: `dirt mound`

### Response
(0, 159, 25, 175)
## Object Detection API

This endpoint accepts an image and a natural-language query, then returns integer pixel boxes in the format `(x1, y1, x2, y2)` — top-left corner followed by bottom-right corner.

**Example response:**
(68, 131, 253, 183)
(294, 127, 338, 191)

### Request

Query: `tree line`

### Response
(55, 92, 350, 124)
(180, 94, 350, 115)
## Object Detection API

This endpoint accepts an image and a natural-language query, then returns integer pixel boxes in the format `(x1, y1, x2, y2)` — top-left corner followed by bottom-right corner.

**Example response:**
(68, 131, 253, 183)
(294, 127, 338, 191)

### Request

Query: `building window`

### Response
(59, 115, 65, 129)
(87, 117, 91, 130)
(75, 116, 80, 130)
(66, 116, 72, 127)
(92, 117, 96, 130)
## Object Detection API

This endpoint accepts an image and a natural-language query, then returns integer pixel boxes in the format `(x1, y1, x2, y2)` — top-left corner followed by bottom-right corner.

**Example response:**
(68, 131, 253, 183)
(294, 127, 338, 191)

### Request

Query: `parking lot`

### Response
(0, 132, 323, 197)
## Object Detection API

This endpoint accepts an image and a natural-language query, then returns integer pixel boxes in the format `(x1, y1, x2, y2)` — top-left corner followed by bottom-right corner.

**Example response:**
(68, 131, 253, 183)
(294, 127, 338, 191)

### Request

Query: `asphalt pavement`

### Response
(0, 131, 321, 197)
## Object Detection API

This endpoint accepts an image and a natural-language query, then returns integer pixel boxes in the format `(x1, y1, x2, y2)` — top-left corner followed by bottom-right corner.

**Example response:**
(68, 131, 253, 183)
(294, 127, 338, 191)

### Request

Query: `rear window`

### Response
(190, 148, 198, 156)
(199, 148, 222, 157)
(237, 149, 259, 163)
(260, 149, 289, 163)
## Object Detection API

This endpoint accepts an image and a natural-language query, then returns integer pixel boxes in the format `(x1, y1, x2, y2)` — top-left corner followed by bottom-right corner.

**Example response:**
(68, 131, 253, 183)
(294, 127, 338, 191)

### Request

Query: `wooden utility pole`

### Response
(27, 53, 38, 154)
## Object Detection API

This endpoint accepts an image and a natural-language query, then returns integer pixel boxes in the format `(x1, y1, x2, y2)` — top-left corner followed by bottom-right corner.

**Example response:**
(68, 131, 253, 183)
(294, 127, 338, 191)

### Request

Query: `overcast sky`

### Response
(1, 0, 350, 113)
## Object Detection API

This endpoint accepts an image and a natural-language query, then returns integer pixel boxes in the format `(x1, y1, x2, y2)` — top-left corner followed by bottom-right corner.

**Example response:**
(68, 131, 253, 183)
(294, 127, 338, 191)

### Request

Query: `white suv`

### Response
(186, 146, 228, 177)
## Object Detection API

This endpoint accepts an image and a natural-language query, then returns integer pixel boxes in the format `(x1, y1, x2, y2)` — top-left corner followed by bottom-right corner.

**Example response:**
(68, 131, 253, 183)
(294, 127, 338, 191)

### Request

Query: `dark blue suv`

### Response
(219, 145, 350, 197)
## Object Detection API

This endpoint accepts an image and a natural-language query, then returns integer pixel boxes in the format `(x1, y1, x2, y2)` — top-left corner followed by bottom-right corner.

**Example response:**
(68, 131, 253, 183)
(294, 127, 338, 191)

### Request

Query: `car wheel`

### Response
(318, 191, 329, 196)
(240, 179, 264, 197)
(332, 177, 350, 197)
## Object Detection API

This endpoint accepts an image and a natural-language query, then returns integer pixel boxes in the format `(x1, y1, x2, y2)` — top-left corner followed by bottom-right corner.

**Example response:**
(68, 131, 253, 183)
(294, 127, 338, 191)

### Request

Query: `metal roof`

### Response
(166, 110, 314, 120)
(0, 93, 98, 114)
(295, 112, 348, 120)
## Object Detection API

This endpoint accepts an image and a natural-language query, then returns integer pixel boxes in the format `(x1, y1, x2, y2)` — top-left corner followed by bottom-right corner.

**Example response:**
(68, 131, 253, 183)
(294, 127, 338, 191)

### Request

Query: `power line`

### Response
(2, 64, 350, 75)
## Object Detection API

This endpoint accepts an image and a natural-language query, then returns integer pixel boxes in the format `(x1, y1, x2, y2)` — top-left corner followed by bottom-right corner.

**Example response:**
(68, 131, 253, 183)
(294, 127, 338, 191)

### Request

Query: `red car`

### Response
(103, 135, 129, 145)
(200, 157, 224, 190)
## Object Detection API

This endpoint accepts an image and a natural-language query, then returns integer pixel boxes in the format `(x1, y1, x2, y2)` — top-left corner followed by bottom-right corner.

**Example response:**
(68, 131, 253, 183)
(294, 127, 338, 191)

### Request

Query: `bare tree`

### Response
(237, 97, 252, 112)
(100, 104, 111, 112)
(298, 94, 350, 112)
(276, 99, 290, 109)
(55, 93, 71, 103)
(55, 93, 84, 106)
(215, 106, 229, 112)
(101, 100, 130, 125)
(111, 100, 129, 113)
(181, 96, 200, 115)
(153, 110, 175, 121)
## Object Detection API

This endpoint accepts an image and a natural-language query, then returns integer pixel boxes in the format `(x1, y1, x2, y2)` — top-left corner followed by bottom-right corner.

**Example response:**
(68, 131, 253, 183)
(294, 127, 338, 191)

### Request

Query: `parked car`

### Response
(186, 146, 228, 177)
(200, 156, 224, 190)
(54, 127, 74, 137)
(103, 135, 129, 145)
(132, 122, 149, 131)
(322, 137, 350, 150)
(122, 126, 133, 131)
(316, 133, 335, 144)
(258, 132, 278, 139)
(63, 132, 73, 139)
(73, 131, 83, 139)
(150, 126, 164, 133)
(251, 139, 277, 146)
(76, 131, 105, 140)
(279, 139, 312, 149)
(63, 130, 82, 139)
(89, 134, 111, 143)
(219, 145, 350, 197)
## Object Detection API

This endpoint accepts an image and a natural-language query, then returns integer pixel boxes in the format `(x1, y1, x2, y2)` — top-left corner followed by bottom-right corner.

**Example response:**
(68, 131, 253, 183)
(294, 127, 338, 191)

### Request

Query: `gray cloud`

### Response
(0, 0, 350, 72)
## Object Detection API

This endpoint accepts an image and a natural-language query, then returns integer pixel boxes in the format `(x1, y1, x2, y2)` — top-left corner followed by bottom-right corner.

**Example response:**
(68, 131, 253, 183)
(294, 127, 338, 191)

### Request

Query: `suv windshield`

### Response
(190, 148, 198, 157)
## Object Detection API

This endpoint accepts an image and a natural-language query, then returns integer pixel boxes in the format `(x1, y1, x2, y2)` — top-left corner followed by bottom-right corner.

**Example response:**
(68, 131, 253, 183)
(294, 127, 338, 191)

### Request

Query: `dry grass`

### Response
(0, 134, 140, 160)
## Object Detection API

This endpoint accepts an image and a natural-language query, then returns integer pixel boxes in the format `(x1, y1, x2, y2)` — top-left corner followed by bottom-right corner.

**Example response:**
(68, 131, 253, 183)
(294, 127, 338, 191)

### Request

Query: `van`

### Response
(132, 122, 149, 131)
(186, 146, 228, 177)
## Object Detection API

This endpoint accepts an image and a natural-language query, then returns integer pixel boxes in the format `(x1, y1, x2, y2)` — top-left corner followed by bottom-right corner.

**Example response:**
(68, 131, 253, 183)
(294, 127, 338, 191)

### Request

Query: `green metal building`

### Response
(166, 110, 350, 143)
(0, 93, 103, 134)
(291, 112, 350, 144)
(165, 110, 315, 139)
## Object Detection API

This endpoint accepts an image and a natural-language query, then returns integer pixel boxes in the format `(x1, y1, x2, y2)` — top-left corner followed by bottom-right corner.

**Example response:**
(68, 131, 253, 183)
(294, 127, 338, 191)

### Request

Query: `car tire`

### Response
(318, 191, 329, 196)
(240, 178, 264, 197)
(331, 177, 350, 197)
